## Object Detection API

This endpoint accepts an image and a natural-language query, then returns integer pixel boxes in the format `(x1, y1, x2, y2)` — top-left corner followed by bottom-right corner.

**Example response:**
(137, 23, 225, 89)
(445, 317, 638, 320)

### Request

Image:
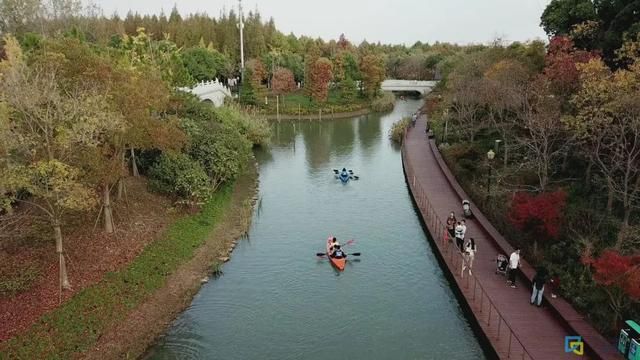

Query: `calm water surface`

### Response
(146, 99, 486, 360)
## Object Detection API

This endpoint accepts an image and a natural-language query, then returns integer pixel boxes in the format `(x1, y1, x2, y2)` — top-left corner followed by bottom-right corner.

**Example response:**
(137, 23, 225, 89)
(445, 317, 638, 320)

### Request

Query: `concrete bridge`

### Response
(179, 79, 232, 107)
(381, 79, 437, 95)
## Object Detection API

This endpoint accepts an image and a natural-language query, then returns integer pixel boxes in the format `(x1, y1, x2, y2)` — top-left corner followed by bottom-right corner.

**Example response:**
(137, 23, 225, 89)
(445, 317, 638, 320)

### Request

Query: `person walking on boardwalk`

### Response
(531, 267, 548, 307)
(461, 238, 477, 277)
(446, 212, 457, 239)
(460, 220, 467, 241)
(454, 222, 464, 252)
(508, 249, 520, 288)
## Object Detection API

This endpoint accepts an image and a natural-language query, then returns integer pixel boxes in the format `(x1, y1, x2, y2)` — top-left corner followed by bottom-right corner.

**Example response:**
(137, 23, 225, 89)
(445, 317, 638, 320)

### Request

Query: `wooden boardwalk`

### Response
(402, 116, 620, 360)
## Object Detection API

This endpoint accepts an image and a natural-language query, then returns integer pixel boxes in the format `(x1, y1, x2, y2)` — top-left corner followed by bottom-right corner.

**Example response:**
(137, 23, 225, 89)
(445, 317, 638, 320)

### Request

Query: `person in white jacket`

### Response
(460, 220, 467, 239)
(508, 249, 521, 288)
(461, 238, 477, 277)
(454, 222, 464, 252)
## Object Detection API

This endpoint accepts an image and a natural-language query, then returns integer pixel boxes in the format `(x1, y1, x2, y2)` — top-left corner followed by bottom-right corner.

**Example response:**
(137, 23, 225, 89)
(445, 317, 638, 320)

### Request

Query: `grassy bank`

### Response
(256, 89, 383, 116)
(0, 185, 236, 359)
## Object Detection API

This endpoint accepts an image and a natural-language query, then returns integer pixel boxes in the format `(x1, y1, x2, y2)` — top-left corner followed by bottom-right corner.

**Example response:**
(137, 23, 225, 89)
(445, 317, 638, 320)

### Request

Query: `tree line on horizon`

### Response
(0, 1, 494, 84)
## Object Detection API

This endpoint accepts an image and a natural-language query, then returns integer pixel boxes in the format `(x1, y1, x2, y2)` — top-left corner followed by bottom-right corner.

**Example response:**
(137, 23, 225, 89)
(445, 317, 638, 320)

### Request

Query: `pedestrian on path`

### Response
(508, 249, 520, 288)
(460, 220, 467, 240)
(531, 267, 548, 307)
(455, 222, 464, 252)
(461, 238, 477, 277)
(446, 212, 457, 239)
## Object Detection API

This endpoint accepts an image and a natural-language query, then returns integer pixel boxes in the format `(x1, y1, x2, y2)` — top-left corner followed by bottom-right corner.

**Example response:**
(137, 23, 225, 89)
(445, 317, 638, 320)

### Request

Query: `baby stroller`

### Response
(495, 254, 508, 276)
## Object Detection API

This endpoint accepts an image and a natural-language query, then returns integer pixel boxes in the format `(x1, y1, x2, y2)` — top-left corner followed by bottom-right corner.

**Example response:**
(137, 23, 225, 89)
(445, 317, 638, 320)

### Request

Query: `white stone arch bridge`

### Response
(381, 79, 438, 96)
(179, 79, 232, 107)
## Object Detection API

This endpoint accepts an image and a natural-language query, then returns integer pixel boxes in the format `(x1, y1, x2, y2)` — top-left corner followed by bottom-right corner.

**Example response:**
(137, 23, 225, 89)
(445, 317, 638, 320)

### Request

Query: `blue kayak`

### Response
(333, 168, 359, 183)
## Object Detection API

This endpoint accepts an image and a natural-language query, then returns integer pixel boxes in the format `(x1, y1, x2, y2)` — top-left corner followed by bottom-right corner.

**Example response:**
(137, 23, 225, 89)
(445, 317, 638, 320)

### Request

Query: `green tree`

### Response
(240, 66, 258, 105)
(339, 77, 357, 102)
(182, 47, 230, 82)
(540, 0, 596, 36)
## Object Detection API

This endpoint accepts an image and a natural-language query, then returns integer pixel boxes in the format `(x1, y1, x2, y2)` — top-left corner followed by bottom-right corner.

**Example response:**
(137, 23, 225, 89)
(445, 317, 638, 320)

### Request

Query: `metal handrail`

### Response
(401, 127, 533, 359)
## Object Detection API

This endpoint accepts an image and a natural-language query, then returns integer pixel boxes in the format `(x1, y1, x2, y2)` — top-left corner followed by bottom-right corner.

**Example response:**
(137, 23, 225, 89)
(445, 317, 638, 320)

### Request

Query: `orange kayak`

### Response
(326, 236, 346, 271)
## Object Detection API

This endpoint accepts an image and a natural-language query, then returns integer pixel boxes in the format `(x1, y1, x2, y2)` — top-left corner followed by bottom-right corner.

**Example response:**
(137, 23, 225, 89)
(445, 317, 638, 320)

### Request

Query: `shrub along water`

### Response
(371, 92, 396, 112)
(389, 117, 411, 144)
(149, 152, 211, 203)
(147, 94, 269, 201)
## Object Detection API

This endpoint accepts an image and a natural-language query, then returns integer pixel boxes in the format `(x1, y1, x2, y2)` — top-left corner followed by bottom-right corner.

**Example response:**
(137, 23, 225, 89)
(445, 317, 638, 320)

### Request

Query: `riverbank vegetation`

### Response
(371, 92, 396, 113)
(0, 3, 269, 353)
(389, 117, 412, 144)
(426, 1, 640, 335)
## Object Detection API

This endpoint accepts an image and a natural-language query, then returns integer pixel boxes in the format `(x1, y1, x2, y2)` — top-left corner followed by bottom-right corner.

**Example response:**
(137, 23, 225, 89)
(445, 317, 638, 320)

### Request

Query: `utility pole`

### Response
(238, 0, 245, 72)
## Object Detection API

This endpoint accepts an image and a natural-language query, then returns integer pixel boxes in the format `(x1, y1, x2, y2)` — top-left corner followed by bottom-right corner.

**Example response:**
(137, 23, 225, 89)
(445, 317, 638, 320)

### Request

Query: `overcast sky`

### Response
(93, 0, 552, 45)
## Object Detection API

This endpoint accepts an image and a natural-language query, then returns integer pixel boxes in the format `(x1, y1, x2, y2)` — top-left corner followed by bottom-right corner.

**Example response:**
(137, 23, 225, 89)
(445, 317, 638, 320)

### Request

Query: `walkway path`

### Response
(402, 115, 619, 360)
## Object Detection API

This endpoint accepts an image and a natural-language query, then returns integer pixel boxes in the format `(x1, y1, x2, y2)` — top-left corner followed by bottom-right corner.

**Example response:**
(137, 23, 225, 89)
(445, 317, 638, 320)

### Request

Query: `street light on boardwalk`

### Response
(487, 149, 495, 198)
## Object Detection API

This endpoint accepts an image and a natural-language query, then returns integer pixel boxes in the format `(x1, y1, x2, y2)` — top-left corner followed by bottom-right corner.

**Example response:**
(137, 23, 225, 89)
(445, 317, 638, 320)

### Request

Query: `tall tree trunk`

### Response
(616, 208, 631, 249)
(103, 184, 114, 234)
(607, 178, 614, 215)
(585, 155, 593, 189)
(117, 178, 124, 201)
(54, 222, 71, 290)
(503, 141, 508, 168)
(623, 204, 631, 227)
(561, 151, 569, 172)
(130, 148, 139, 177)
(117, 151, 125, 201)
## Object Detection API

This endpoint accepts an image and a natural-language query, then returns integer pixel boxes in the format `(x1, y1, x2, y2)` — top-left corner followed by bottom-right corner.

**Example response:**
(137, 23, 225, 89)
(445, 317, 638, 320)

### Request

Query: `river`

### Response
(145, 99, 486, 360)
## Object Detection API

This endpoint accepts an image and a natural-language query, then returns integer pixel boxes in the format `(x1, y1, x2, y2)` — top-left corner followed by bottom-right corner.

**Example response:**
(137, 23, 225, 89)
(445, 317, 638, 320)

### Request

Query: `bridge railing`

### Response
(401, 127, 533, 360)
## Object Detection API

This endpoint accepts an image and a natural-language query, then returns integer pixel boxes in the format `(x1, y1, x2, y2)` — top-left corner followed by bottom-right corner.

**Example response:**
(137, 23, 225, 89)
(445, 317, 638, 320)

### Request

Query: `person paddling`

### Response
(331, 245, 346, 259)
(328, 237, 340, 253)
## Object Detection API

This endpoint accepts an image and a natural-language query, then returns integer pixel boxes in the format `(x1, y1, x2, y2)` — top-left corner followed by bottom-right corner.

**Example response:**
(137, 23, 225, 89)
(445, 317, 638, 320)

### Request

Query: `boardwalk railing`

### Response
(401, 128, 533, 360)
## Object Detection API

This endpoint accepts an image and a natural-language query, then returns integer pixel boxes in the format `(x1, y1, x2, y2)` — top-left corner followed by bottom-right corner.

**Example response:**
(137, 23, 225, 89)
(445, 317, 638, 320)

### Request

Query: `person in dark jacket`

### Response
(446, 212, 457, 239)
(531, 267, 548, 307)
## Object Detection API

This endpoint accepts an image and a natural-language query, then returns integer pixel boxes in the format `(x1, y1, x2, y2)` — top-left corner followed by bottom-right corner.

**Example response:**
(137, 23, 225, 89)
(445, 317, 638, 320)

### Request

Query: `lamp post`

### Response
(487, 149, 495, 197)
(238, 0, 245, 72)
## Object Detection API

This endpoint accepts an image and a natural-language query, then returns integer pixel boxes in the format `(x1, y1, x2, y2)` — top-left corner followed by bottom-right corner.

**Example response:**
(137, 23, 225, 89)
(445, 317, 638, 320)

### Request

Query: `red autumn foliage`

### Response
(544, 36, 598, 95)
(627, 268, 640, 299)
(310, 57, 333, 103)
(271, 67, 296, 95)
(586, 250, 640, 300)
(509, 190, 567, 239)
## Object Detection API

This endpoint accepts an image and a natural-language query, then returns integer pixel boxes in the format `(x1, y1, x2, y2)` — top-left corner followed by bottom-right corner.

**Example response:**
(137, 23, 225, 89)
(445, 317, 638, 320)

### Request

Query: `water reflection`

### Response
(146, 99, 486, 360)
